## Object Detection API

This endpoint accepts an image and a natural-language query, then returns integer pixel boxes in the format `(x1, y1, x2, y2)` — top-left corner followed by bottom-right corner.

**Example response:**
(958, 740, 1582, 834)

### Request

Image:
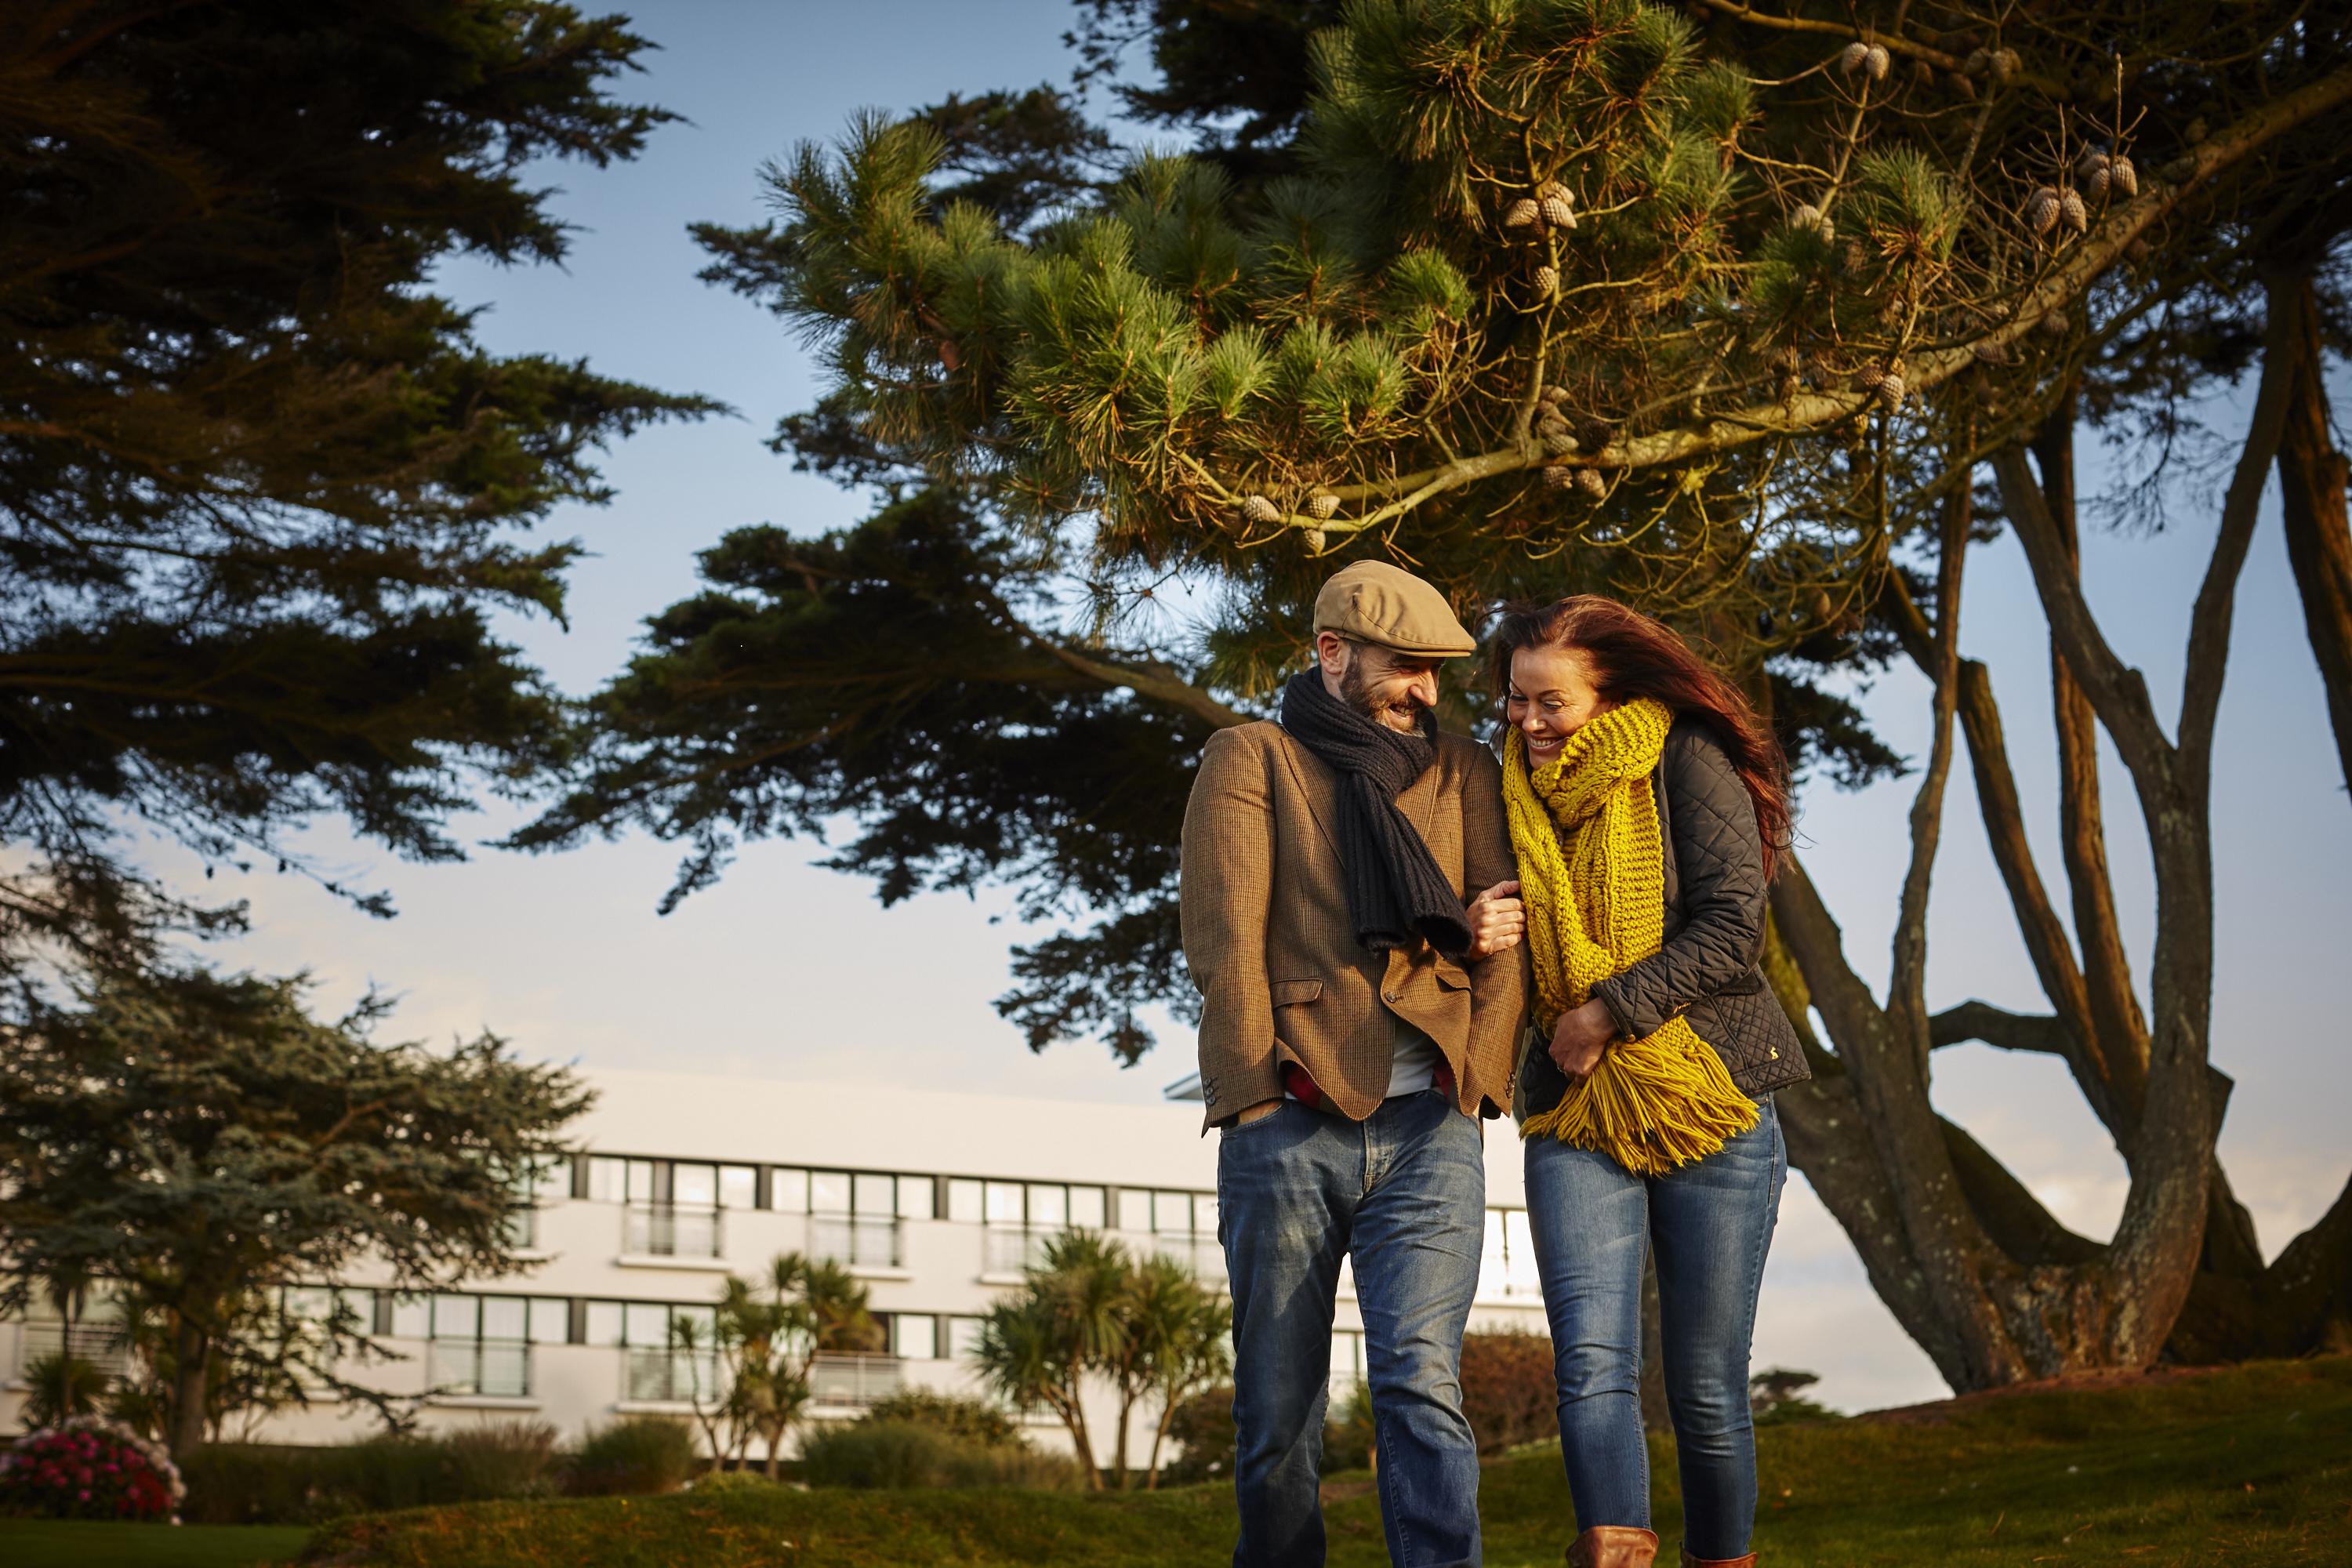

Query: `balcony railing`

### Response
(982, 1226, 1052, 1276)
(808, 1352, 902, 1408)
(16, 1322, 136, 1382)
(809, 1214, 901, 1270)
(623, 1203, 723, 1259)
(430, 1341, 531, 1399)
(1152, 1234, 1228, 1284)
(623, 1346, 721, 1404)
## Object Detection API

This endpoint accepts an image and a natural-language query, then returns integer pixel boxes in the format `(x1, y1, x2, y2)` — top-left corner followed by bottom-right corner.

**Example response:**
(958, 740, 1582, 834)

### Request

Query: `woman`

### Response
(1465, 595, 1808, 1568)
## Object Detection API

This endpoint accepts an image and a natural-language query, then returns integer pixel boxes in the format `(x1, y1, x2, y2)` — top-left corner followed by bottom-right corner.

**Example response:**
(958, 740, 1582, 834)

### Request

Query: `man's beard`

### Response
(1340, 659, 1429, 734)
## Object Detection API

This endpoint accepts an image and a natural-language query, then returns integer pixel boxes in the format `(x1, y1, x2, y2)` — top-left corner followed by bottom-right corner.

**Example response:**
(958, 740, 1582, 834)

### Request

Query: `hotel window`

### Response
(891, 1314, 939, 1361)
(980, 1181, 1108, 1274)
(946, 1178, 984, 1223)
(1144, 1190, 1224, 1282)
(426, 1292, 555, 1399)
(947, 1316, 986, 1361)
(587, 1156, 755, 1207)
(1480, 1209, 1543, 1300)
(776, 1168, 902, 1269)
(586, 1298, 720, 1403)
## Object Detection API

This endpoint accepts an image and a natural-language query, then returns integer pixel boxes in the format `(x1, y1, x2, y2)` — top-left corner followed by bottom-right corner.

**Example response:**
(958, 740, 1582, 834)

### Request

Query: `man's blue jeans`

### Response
(1523, 1098, 1784, 1560)
(1218, 1089, 1486, 1568)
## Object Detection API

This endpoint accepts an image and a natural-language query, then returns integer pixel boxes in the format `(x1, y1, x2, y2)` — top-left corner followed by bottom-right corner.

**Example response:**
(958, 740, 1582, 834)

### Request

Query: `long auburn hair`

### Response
(1488, 596, 1793, 879)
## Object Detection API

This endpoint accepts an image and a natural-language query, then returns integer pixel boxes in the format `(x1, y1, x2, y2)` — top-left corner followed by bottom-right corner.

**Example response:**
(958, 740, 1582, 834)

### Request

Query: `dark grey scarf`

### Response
(1279, 668, 1472, 956)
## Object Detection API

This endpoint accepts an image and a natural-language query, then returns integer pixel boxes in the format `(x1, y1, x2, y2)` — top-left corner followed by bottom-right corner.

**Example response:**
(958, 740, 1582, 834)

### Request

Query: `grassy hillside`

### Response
(286, 1356, 2350, 1568)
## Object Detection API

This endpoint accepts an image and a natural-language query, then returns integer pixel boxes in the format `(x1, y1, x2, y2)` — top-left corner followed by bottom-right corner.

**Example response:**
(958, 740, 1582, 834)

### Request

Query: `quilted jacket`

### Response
(1515, 718, 1810, 1121)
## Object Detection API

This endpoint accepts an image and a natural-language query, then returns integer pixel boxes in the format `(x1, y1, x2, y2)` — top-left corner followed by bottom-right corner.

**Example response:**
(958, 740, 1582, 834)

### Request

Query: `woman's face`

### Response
(1507, 644, 1613, 768)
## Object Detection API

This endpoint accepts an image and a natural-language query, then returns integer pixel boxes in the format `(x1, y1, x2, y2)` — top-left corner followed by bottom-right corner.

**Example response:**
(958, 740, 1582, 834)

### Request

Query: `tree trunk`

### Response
(168, 1312, 209, 1461)
(2270, 268, 2352, 802)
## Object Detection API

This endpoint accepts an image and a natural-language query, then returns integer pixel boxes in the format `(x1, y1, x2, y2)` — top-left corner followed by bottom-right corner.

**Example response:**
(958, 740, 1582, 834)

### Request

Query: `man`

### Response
(1181, 561, 1529, 1568)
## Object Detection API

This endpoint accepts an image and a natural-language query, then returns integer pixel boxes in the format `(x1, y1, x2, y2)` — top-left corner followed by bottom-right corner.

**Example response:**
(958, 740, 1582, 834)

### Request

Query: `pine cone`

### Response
(1991, 47, 2020, 82)
(1853, 363, 1886, 390)
(2076, 150, 2110, 183)
(1577, 468, 1609, 499)
(2059, 188, 2089, 233)
(1911, 60, 1936, 89)
(2108, 156, 2138, 198)
(1841, 240, 1870, 276)
(1792, 204, 1835, 241)
(1963, 47, 1991, 74)
(2039, 310, 2071, 339)
(1305, 491, 1341, 521)
(1504, 198, 1541, 229)
(1840, 42, 1871, 75)
(1541, 195, 1577, 229)
(1242, 495, 1281, 524)
(1864, 44, 1891, 81)
(1775, 372, 1801, 402)
(1302, 526, 1327, 553)
(2025, 187, 2061, 234)
(2126, 237, 2151, 264)
(1541, 383, 1570, 405)
(1537, 181, 1570, 205)
(1544, 463, 1575, 490)
(1578, 419, 1614, 452)
(1947, 71, 1976, 100)
(1534, 264, 1560, 297)
(2084, 164, 2111, 202)
(1542, 429, 1576, 456)
(1876, 372, 1906, 412)
(1971, 339, 2012, 365)
(1537, 408, 1570, 434)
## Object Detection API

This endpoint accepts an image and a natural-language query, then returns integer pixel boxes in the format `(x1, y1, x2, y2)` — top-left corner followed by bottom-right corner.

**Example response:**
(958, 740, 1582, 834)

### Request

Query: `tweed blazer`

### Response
(1179, 719, 1531, 1131)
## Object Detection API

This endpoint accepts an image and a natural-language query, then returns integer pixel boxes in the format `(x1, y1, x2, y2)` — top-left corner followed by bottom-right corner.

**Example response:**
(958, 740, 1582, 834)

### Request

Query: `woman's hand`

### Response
(1548, 999, 1619, 1082)
(1464, 880, 1525, 959)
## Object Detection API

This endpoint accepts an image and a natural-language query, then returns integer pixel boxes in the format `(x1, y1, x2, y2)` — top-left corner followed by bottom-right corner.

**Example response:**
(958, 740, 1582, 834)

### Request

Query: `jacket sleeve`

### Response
(1592, 727, 1767, 1041)
(1461, 741, 1531, 1108)
(1180, 726, 1283, 1126)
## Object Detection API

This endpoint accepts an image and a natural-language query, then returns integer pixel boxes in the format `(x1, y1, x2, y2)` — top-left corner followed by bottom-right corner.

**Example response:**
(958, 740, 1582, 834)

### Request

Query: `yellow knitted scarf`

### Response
(1504, 697, 1758, 1174)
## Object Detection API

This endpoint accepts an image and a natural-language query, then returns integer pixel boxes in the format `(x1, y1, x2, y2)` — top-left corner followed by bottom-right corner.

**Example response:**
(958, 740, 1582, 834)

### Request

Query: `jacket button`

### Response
(1383, 991, 1399, 1004)
(1769, 1048, 1779, 1058)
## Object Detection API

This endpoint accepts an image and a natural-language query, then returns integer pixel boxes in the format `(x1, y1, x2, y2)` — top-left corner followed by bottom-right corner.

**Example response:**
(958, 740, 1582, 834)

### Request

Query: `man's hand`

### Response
(1465, 880, 1525, 959)
(1233, 1098, 1283, 1127)
(1548, 999, 1619, 1082)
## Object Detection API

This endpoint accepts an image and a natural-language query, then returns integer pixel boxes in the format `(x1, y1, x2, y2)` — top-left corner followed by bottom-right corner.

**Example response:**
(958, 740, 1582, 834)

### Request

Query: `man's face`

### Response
(1318, 633, 1443, 734)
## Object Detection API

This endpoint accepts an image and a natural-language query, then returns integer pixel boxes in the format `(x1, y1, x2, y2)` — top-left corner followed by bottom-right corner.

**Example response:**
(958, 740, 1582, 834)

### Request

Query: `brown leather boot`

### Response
(1565, 1526, 1661, 1567)
(1679, 1548, 1757, 1568)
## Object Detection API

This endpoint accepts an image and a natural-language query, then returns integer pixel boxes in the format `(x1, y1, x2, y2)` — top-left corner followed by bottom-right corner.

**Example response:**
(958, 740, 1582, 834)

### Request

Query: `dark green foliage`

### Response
(292, 1356, 2352, 1567)
(17, 1352, 108, 1429)
(176, 1428, 561, 1526)
(859, 1388, 1021, 1449)
(512, 493, 1218, 1062)
(564, 1417, 699, 1497)
(1750, 1367, 1840, 1428)
(1155, 1384, 1233, 1485)
(1320, 1379, 1375, 1474)
(1456, 1329, 1556, 1455)
(797, 1421, 1086, 1490)
(0, 0, 714, 976)
(0, 967, 590, 1454)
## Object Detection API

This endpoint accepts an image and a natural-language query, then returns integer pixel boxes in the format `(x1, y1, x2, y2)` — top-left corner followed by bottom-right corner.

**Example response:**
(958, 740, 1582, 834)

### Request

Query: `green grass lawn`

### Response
(0, 1519, 309, 1568)
(10, 1356, 2347, 1567)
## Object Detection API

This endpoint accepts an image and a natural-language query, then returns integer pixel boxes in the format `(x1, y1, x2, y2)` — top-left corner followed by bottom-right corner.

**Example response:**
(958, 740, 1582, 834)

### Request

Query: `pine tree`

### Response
(0, 0, 717, 982)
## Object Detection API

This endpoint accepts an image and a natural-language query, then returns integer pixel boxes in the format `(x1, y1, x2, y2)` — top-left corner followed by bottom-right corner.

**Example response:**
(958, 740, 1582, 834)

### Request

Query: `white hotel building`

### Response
(1, 1066, 1549, 1465)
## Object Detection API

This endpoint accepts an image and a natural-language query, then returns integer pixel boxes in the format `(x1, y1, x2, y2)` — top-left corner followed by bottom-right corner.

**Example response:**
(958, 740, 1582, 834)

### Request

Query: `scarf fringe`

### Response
(1504, 700, 1757, 1174)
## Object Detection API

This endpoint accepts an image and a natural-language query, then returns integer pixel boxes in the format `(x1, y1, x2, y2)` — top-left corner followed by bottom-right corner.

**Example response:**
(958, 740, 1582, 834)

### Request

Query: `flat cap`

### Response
(1312, 561, 1476, 656)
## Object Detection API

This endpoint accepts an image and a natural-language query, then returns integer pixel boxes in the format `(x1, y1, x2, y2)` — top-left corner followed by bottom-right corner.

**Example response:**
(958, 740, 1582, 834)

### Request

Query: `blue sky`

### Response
(149, 0, 2352, 1412)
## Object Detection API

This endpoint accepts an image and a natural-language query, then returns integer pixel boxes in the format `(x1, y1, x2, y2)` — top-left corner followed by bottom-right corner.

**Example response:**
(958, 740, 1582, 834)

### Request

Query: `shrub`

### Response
(1160, 1385, 1235, 1485)
(1751, 1367, 1840, 1427)
(180, 1436, 473, 1524)
(688, 1468, 778, 1494)
(0, 1417, 184, 1522)
(1458, 1329, 1556, 1454)
(862, 1388, 1019, 1448)
(1322, 1381, 1375, 1474)
(441, 1419, 561, 1501)
(566, 1415, 699, 1497)
(798, 1420, 1083, 1490)
(20, 1352, 110, 1428)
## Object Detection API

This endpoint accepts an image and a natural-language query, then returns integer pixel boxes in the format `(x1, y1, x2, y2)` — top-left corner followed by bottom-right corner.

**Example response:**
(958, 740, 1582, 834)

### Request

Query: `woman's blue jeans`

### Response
(1523, 1097, 1784, 1560)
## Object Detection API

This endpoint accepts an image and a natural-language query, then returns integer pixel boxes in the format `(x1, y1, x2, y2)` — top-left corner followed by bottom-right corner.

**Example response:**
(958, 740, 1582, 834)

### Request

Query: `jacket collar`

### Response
(1274, 722, 1443, 862)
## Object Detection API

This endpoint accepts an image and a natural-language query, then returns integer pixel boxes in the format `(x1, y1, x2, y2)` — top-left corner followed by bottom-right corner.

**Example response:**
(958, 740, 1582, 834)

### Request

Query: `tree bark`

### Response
(2270, 268, 2352, 802)
(169, 1312, 209, 1461)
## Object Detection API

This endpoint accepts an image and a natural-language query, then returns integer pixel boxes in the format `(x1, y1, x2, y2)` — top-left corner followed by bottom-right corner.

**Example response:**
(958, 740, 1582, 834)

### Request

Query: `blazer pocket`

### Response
(1432, 957, 1472, 992)
(1270, 980, 1323, 1007)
